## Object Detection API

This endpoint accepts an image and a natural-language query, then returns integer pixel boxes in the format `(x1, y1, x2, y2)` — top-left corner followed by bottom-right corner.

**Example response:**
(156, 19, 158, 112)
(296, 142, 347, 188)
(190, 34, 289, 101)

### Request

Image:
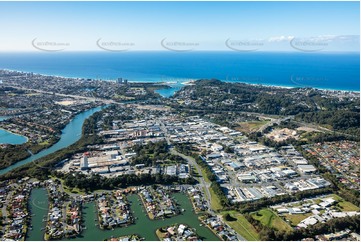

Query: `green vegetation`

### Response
(245, 211, 360, 241)
(28, 136, 60, 154)
(223, 213, 237, 221)
(1, 133, 101, 181)
(298, 146, 360, 206)
(236, 120, 269, 133)
(50, 176, 86, 195)
(0, 145, 31, 169)
(251, 209, 292, 232)
(331, 194, 360, 212)
(132, 141, 186, 166)
(54, 171, 196, 192)
(283, 213, 312, 226)
(238, 187, 332, 213)
(174, 143, 229, 210)
(296, 110, 359, 136)
(172, 79, 359, 138)
(210, 181, 229, 210)
(209, 186, 223, 211)
(221, 211, 260, 241)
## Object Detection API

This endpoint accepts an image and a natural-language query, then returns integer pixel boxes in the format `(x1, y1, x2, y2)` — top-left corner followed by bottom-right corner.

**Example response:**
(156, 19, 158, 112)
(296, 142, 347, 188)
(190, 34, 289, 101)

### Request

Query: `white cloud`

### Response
(268, 35, 295, 42)
(290, 35, 359, 43)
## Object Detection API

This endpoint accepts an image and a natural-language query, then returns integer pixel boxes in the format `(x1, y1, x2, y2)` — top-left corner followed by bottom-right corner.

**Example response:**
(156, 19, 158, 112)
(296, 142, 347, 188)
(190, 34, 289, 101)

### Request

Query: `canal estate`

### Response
(26, 188, 220, 241)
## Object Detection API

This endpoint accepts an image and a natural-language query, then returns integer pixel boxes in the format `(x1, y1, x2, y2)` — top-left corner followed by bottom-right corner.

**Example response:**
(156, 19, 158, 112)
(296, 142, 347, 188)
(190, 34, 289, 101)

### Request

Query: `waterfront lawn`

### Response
(155, 228, 167, 240)
(252, 209, 292, 232)
(220, 211, 260, 241)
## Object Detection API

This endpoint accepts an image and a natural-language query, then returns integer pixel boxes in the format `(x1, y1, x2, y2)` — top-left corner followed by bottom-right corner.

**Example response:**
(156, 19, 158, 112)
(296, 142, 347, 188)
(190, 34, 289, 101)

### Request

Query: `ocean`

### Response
(0, 51, 359, 91)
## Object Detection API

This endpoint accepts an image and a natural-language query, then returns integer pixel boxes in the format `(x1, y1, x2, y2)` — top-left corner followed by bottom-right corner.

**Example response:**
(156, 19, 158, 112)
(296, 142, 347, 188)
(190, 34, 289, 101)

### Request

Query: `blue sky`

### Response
(0, 1, 359, 52)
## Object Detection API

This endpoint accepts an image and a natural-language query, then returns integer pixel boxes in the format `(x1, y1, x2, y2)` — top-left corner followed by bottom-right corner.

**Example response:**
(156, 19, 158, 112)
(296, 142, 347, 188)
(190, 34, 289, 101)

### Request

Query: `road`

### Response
(159, 120, 246, 241)
(158, 121, 213, 211)
(257, 115, 294, 133)
(2, 84, 114, 104)
(170, 149, 212, 211)
(294, 120, 357, 139)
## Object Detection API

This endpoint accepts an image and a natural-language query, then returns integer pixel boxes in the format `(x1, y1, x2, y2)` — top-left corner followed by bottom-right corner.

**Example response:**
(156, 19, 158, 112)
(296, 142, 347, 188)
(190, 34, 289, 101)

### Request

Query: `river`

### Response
(27, 190, 220, 241)
(155, 86, 182, 98)
(0, 106, 103, 175)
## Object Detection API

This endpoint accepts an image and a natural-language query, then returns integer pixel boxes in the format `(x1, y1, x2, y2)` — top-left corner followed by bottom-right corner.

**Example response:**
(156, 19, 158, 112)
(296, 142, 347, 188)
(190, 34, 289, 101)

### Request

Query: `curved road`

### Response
(159, 120, 246, 241)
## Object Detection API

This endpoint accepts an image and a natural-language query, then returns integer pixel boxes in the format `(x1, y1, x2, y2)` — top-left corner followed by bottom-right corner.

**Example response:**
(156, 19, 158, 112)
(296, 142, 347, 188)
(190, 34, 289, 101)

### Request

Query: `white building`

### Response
(80, 156, 88, 170)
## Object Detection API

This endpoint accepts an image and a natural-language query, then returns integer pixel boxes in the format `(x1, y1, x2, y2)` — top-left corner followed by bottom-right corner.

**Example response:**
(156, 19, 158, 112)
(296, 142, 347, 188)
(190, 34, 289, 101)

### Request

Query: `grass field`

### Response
(196, 165, 223, 211)
(283, 213, 312, 226)
(331, 194, 360, 212)
(338, 200, 360, 211)
(209, 187, 223, 211)
(236, 120, 269, 133)
(49, 175, 85, 195)
(252, 209, 292, 232)
(200, 167, 211, 183)
(221, 211, 260, 241)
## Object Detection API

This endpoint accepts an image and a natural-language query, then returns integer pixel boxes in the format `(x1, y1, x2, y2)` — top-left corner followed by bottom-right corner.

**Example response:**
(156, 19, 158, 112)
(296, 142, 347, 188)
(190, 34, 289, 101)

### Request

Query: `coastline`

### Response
(0, 68, 359, 93)
(221, 79, 360, 93)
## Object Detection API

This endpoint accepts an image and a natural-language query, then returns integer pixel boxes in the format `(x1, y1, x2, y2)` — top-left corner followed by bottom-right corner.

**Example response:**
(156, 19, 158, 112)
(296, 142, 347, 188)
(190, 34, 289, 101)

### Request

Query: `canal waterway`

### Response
(72, 193, 219, 241)
(26, 190, 219, 241)
(27, 188, 49, 241)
